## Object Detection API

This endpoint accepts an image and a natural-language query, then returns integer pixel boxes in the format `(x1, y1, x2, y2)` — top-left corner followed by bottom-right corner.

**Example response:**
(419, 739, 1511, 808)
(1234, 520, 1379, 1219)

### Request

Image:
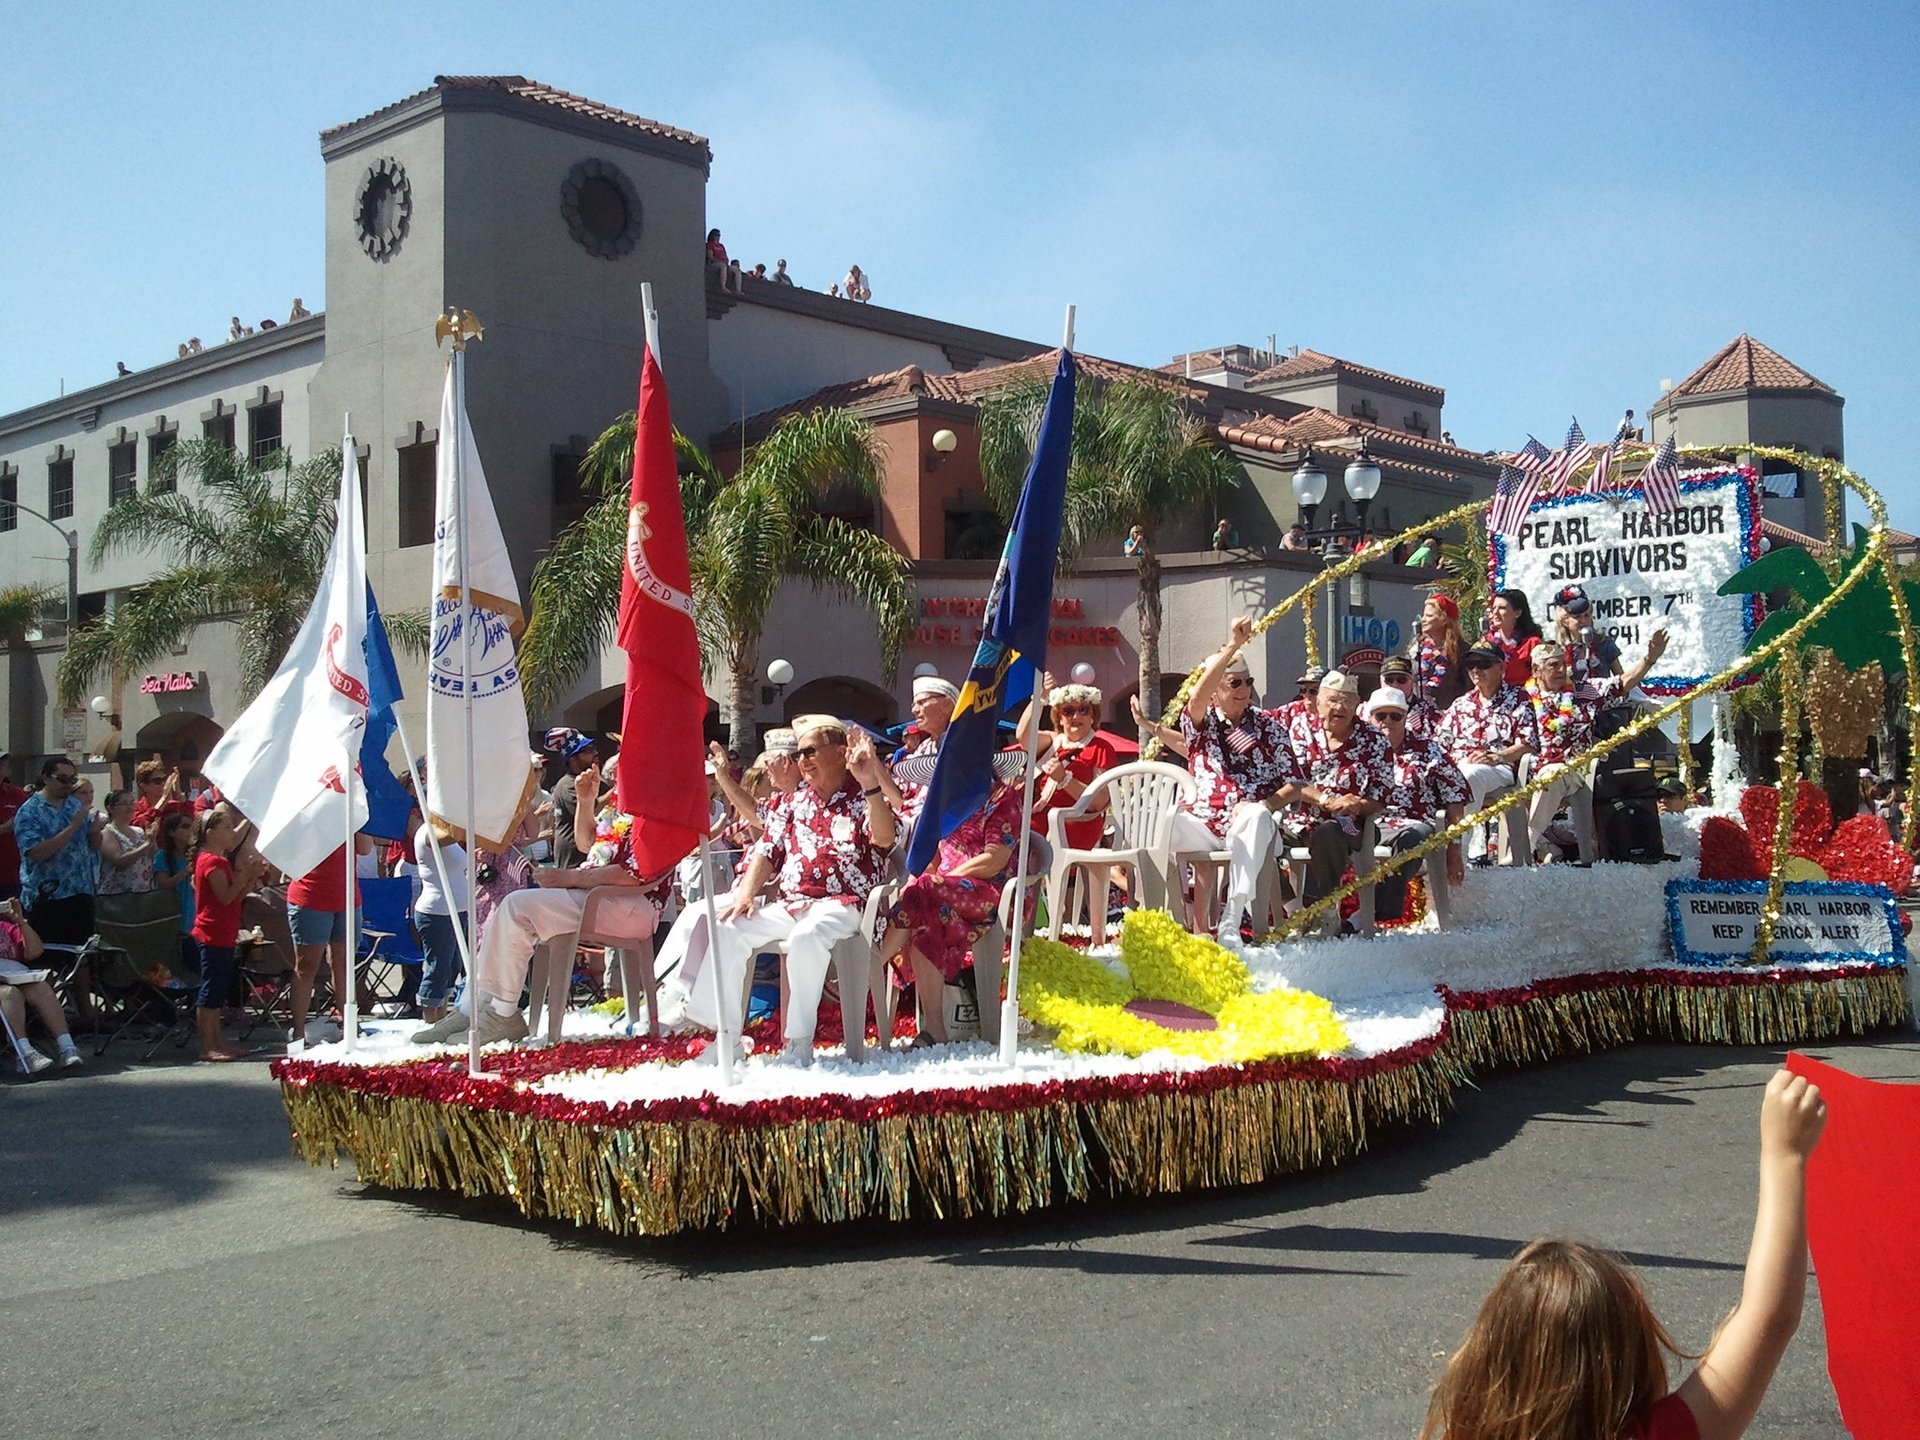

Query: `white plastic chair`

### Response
(1045, 761, 1193, 944)
(529, 887, 660, 1044)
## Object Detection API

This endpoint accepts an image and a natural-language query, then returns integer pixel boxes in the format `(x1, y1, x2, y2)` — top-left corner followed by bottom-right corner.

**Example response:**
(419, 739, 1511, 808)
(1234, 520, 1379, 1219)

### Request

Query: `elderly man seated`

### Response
(1282, 668, 1394, 937)
(458, 804, 674, 1047)
(699, 714, 895, 1064)
(1521, 629, 1668, 864)
(1364, 686, 1469, 920)
(875, 674, 956, 825)
(1169, 617, 1300, 944)
(1435, 644, 1535, 865)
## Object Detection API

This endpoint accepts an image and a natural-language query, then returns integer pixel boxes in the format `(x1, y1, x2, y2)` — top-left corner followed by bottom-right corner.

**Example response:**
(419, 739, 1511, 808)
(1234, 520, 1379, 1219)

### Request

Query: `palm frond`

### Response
(0, 583, 61, 644)
(57, 566, 227, 705)
(521, 492, 629, 714)
(744, 409, 885, 505)
(787, 517, 916, 677)
(379, 606, 433, 661)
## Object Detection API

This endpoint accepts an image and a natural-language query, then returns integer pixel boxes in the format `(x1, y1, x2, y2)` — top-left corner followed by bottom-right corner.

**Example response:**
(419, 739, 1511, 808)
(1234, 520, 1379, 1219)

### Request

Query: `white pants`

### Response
(681, 898, 865, 1044)
(473, 886, 661, 1010)
(1458, 761, 1517, 862)
(1526, 762, 1596, 863)
(1171, 803, 1277, 914)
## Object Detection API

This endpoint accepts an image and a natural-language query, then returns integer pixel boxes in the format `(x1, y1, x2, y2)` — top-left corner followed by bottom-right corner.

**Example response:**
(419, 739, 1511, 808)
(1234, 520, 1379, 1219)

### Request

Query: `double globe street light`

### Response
(1289, 444, 1385, 666)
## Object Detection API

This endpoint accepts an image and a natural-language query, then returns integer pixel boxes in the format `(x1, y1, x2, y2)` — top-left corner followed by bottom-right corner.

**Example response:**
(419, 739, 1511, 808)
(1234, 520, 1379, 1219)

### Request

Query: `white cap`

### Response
(1366, 686, 1409, 717)
(912, 675, 959, 702)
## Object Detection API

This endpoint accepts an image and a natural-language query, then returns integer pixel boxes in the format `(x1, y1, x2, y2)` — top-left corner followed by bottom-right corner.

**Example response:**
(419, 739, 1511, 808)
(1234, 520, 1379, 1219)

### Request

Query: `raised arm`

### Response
(1185, 616, 1253, 726)
(1675, 1068, 1826, 1440)
(1619, 627, 1669, 695)
(708, 741, 759, 828)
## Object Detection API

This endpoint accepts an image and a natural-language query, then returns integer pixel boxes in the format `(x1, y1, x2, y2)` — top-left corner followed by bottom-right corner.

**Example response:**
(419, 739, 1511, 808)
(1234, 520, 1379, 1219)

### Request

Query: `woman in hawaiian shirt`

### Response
(877, 780, 1022, 1045)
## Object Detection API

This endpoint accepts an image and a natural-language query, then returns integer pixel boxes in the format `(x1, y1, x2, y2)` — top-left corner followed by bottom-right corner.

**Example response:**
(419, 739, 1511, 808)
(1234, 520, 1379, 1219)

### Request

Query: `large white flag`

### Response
(426, 361, 535, 851)
(204, 427, 370, 878)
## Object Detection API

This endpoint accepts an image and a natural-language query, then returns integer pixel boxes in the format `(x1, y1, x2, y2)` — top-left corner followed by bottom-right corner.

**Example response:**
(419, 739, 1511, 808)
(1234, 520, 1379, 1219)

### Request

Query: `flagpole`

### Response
(997, 305, 1074, 1065)
(453, 344, 485, 1081)
(642, 281, 733, 1085)
(391, 710, 478, 1013)
(342, 414, 361, 1053)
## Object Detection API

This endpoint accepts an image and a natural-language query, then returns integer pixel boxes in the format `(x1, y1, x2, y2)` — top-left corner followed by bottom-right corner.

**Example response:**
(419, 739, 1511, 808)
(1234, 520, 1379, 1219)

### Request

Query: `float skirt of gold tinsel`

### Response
(272, 961, 1908, 1237)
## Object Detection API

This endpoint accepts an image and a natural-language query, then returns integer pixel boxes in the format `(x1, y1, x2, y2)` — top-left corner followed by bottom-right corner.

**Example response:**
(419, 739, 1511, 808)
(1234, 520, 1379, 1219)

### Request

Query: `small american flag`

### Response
(1223, 718, 1258, 755)
(1540, 418, 1587, 496)
(1640, 435, 1682, 514)
(1588, 412, 1634, 495)
(1488, 437, 1553, 534)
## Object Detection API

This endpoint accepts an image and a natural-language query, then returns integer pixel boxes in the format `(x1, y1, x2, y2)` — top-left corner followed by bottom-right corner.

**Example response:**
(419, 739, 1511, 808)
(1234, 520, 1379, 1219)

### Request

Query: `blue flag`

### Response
(906, 350, 1075, 874)
(359, 584, 414, 841)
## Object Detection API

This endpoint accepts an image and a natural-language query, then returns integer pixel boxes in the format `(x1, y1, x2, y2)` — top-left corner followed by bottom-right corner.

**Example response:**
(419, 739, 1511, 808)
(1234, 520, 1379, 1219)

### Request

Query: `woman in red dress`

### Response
(1484, 588, 1544, 687)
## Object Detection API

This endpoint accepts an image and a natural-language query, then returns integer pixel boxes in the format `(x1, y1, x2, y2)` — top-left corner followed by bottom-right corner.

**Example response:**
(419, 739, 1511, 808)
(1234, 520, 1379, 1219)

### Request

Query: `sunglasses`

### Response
(51, 772, 78, 784)
(1055, 703, 1094, 717)
(1222, 675, 1252, 691)
(793, 742, 843, 761)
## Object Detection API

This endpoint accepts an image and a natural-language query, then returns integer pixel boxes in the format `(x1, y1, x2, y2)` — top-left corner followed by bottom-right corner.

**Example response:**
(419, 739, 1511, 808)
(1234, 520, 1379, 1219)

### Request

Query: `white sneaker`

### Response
(310, 1018, 345, 1044)
(409, 1010, 471, 1045)
(15, 1046, 55, 1076)
(779, 1039, 815, 1068)
(58, 1046, 84, 1069)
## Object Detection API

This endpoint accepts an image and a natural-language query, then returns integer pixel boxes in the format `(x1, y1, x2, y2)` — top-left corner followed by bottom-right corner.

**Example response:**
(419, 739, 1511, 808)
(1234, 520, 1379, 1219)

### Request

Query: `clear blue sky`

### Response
(4, 2, 1915, 524)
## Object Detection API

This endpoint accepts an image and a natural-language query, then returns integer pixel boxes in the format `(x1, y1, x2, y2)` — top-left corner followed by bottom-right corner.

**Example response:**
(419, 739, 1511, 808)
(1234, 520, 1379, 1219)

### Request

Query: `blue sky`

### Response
(4, 2, 1915, 524)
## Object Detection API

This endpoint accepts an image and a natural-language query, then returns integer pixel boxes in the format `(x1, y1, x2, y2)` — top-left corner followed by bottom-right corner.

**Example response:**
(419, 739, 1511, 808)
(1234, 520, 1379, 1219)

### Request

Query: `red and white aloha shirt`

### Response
(1403, 695, 1443, 744)
(750, 774, 890, 906)
(891, 734, 939, 826)
(1264, 697, 1316, 731)
(1524, 676, 1628, 766)
(1435, 685, 1531, 765)
(1385, 737, 1472, 824)
(1179, 707, 1300, 841)
(1285, 711, 1394, 835)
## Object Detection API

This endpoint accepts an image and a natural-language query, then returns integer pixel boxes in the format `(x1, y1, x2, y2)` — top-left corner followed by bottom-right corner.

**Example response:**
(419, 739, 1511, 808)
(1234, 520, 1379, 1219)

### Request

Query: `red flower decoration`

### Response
(1698, 816, 1762, 881)
(1705, 782, 1910, 893)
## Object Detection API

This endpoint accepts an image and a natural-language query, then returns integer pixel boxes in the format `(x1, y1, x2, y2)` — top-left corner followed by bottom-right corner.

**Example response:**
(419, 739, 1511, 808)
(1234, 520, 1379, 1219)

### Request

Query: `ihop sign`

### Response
(1339, 614, 1402, 653)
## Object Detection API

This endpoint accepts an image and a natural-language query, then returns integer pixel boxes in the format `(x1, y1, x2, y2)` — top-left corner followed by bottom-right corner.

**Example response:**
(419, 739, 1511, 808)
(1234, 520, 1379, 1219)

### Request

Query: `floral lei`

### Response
(1524, 678, 1579, 742)
(1416, 634, 1451, 695)
(585, 809, 632, 868)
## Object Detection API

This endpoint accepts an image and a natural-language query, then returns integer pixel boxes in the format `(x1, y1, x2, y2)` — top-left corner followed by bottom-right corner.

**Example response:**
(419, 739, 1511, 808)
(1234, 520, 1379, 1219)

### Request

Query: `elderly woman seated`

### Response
(1, 897, 83, 1074)
(875, 775, 1022, 1046)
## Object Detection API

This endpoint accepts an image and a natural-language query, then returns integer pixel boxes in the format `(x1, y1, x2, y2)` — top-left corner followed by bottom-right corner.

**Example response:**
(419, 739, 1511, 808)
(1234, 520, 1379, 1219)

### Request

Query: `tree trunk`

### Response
(1136, 548, 1163, 745)
(723, 641, 758, 759)
(1820, 755, 1862, 825)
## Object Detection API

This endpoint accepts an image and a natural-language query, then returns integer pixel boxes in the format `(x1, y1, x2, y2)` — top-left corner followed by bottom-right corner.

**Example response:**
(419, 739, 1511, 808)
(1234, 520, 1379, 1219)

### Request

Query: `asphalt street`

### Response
(4, 1030, 1915, 1440)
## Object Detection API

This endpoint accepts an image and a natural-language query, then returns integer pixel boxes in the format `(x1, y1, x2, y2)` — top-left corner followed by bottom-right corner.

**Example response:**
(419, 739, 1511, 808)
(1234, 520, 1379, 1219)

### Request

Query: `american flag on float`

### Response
(1589, 412, 1634, 494)
(1487, 436, 1553, 534)
(1224, 718, 1258, 755)
(1639, 435, 1682, 515)
(1539, 417, 1588, 496)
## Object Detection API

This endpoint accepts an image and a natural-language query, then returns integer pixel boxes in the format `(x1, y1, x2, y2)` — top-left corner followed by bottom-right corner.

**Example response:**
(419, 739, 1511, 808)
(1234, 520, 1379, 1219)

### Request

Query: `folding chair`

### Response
(90, 890, 196, 1058)
(355, 876, 426, 1016)
(1046, 762, 1193, 943)
(237, 886, 298, 1039)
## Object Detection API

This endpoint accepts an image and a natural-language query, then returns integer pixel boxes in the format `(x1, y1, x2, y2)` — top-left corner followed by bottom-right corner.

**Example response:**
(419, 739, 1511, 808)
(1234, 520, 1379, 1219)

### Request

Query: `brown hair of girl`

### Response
(1420, 1238, 1688, 1440)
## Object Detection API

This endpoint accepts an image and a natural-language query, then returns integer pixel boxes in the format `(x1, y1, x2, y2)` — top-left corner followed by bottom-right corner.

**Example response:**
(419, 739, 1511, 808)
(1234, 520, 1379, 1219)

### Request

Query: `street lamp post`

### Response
(1290, 444, 1383, 671)
(3, 497, 79, 633)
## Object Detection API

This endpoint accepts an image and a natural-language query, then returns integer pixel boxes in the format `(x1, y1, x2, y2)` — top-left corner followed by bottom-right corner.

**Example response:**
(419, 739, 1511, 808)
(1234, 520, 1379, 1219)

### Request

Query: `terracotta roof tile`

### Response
(1217, 409, 1493, 466)
(1666, 335, 1834, 398)
(322, 75, 708, 149)
(1247, 348, 1444, 400)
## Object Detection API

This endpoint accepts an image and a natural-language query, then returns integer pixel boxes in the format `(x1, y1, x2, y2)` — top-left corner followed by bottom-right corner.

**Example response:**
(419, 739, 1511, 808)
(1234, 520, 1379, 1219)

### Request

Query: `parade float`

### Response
(273, 444, 1917, 1237)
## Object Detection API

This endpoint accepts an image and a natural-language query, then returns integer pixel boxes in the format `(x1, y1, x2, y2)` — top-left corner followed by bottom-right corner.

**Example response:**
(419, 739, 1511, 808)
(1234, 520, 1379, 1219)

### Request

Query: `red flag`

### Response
(1784, 1051, 1920, 1439)
(615, 344, 707, 879)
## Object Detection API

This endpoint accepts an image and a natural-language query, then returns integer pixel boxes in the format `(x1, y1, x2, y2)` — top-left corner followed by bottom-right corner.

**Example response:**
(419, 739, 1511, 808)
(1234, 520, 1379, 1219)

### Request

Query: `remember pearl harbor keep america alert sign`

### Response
(1490, 467, 1763, 695)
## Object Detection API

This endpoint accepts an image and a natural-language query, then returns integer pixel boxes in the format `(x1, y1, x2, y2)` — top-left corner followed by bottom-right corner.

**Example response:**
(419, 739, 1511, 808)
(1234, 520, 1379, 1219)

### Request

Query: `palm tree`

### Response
(978, 365, 1243, 737)
(520, 409, 915, 748)
(0, 583, 60, 645)
(56, 438, 429, 708)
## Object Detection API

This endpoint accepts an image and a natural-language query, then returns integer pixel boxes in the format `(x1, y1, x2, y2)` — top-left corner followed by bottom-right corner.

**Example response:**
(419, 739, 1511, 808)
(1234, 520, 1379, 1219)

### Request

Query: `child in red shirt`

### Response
(192, 807, 267, 1062)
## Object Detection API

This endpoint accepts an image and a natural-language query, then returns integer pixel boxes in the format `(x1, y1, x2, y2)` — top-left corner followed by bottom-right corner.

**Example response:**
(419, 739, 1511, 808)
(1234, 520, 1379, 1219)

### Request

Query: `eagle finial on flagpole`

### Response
(434, 308, 484, 351)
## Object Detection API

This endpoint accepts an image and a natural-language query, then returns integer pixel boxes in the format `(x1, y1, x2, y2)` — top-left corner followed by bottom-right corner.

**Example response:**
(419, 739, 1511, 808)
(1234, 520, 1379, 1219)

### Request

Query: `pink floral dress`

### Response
(887, 783, 1022, 982)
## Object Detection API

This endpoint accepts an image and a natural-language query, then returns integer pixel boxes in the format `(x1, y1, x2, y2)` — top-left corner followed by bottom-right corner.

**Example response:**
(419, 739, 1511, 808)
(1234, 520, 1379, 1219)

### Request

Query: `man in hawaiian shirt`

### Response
(1522, 631, 1668, 864)
(13, 756, 104, 946)
(1282, 669, 1394, 937)
(705, 714, 896, 1064)
(1435, 645, 1535, 866)
(464, 800, 677, 1048)
(874, 675, 956, 824)
(1170, 617, 1300, 945)
(1380, 654, 1441, 742)
(1264, 666, 1325, 730)
(1365, 686, 1469, 922)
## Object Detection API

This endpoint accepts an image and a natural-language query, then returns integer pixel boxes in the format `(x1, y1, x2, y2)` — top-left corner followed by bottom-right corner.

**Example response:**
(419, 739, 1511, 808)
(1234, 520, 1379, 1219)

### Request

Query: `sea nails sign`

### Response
(1491, 468, 1763, 695)
(139, 671, 203, 694)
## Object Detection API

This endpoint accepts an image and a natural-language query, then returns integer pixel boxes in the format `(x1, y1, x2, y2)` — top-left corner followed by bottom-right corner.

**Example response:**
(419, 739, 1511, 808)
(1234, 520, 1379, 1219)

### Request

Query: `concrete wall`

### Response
(1650, 390, 1848, 539)
(708, 300, 956, 433)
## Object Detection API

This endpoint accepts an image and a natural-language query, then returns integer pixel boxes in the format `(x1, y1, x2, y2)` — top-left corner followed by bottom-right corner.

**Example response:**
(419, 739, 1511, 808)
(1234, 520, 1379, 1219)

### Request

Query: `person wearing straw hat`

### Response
(1018, 671, 1117, 851)
(1170, 617, 1300, 944)
(1282, 667, 1395, 937)
(697, 715, 896, 1064)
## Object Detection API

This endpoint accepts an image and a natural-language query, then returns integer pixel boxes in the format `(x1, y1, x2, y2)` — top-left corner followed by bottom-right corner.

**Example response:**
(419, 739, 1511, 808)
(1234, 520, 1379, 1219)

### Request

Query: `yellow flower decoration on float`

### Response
(1018, 911, 1349, 1064)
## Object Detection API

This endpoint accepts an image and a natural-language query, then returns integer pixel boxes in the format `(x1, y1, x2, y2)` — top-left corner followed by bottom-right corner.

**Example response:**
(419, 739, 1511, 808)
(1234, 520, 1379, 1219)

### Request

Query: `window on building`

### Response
(109, 440, 138, 505)
(248, 401, 283, 462)
(148, 430, 177, 491)
(1403, 410, 1429, 438)
(551, 451, 590, 531)
(1760, 458, 1804, 499)
(397, 440, 437, 548)
(204, 409, 235, 449)
(0, 465, 16, 532)
(48, 455, 74, 520)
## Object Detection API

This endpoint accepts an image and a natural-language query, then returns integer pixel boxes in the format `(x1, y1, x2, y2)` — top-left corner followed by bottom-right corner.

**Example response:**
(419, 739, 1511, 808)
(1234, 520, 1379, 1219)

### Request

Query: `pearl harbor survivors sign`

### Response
(1667, 878, 1906, 968)
(1491, 467, 1763, 695)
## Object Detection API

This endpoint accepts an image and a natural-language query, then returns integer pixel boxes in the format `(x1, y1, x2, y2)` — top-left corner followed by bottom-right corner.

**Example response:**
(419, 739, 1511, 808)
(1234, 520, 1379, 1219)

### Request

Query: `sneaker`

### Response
(58, 1046, 84, 1069)
(310, 1017, 345, 1044)
(471, 1007, 529, 1047)
(779, 1039, 815, 1069)
(409, 1010, 472, 1045)
(15, 1046, 55, 1077)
